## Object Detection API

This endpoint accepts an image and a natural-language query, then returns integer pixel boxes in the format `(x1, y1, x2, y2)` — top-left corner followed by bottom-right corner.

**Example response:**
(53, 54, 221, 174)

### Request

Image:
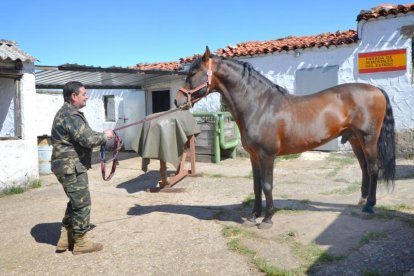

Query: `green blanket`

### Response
(131, 110, 200, 170)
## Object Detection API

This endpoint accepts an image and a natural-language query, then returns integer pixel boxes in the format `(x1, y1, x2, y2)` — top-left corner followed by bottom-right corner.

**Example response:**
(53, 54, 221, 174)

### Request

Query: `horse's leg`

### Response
(243, 157, 262, 227)
(258, 155, 275, 229)
(348, 137, 369, 206)
(360, 138, 379, 214)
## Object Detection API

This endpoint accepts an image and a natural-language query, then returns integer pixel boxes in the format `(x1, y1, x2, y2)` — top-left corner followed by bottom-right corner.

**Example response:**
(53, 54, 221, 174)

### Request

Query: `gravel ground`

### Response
(0, 151, 414, 275)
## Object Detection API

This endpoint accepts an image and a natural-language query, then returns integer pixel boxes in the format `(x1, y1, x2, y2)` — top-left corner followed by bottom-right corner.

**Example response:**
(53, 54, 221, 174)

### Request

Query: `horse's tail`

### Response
(377, 88, 396, 187)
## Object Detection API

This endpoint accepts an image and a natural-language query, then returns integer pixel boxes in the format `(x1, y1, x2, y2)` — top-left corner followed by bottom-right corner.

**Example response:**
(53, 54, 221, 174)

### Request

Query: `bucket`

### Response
(38, 136, 52, 175)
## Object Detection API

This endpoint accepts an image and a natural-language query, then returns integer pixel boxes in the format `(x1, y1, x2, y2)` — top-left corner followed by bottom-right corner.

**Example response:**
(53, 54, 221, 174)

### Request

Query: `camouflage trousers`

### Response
(56, 172, 91, 237)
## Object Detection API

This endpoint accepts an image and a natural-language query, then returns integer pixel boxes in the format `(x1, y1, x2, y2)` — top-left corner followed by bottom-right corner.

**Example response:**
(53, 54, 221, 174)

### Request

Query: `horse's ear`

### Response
(202, 46, 211, 62)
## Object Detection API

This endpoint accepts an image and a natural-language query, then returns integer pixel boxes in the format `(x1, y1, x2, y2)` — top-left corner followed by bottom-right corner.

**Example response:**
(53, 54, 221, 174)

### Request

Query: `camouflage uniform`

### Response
(51, 102, 107, 237)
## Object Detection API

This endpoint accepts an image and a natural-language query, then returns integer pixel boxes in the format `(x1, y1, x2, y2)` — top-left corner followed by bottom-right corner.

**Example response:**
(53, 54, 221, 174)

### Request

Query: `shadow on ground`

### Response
(125, 199, 355, 226)
(396, 164, 414, 180)
(30, 222, 61, 246)
(116, 170, 178, 193)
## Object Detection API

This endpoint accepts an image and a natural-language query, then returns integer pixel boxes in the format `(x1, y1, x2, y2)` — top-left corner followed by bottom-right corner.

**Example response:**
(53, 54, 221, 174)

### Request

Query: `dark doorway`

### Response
(152, 90, 170, 113)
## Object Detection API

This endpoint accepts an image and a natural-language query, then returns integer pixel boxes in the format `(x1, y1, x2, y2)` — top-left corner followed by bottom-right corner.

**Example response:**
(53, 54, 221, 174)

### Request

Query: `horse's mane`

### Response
(207, 55, 289, 95)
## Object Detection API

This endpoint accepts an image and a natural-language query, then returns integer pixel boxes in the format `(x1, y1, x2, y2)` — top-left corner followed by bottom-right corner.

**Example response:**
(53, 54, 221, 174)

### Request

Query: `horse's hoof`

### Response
(357, 197, 367, 206)
(362, 205, 374, 214)
(242, 219, 257, 228)
(258, 221, 273, 230)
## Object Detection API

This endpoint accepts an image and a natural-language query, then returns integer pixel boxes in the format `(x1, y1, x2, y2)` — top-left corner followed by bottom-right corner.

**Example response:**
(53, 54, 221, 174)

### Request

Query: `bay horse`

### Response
(175, 47, 396, 229)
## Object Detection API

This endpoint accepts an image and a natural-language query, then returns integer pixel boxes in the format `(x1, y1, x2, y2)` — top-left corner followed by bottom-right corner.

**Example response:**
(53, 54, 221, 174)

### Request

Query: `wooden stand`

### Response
(147, 135, 196, 192)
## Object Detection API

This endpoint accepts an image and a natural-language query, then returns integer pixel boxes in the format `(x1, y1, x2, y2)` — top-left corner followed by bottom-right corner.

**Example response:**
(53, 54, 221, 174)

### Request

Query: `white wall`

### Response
(240, 45, 357, 93)
(35, 92, 63, 137)
(35, 88, 146, 150)
(191, 92, 222, 113)
(0, 62, 39, 191)
(356, 16, 414, 129)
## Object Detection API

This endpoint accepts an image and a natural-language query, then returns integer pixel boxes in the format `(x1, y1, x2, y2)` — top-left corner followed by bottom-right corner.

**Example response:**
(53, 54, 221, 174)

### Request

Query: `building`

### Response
(0, 40, 38, 191)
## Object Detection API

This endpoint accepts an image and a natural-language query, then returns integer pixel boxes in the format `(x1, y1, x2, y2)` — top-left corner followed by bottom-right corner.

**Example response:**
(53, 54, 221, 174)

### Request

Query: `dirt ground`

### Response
(1, 151, 414, 275)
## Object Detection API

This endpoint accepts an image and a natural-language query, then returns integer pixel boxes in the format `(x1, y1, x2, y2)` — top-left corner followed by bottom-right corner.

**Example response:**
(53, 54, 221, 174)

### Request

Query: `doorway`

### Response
(152, 90, 170, 113)
(295, 65, 339, 151)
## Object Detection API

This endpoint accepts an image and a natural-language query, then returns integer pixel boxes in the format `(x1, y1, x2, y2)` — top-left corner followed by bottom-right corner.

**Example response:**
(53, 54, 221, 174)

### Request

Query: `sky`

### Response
(3, 0, 414, 67)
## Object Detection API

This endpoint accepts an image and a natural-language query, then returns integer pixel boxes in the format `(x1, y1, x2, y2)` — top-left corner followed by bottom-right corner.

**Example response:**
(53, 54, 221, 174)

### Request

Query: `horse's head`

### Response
(175, 46, 213, 110)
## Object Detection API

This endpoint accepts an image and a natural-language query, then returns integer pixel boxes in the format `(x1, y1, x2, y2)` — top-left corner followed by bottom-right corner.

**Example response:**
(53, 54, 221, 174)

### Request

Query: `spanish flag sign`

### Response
(358, 49, 406, 74)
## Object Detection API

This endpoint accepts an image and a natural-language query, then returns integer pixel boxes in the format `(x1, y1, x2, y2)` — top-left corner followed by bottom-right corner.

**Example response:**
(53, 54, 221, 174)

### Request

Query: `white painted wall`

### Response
(35, 92, 63, 137)
(0, 62, 39, 191)
(35, 89, 146, 150)
(241, 45, 357, 93)
(191, 92, 222, 113)
(356, 15, 414, 129)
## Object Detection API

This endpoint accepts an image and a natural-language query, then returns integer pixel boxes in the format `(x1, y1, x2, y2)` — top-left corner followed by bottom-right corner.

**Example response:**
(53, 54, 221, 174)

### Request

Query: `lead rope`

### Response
(100, 132, 123, 181)
(100, 108, 181, 181)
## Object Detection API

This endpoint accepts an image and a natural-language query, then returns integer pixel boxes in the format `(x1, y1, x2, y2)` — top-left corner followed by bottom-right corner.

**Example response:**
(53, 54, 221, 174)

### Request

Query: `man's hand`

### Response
(104, 129, 114, 140)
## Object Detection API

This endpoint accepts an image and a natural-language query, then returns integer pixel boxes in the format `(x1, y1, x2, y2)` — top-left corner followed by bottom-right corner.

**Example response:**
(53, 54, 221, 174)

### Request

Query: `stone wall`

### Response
(396, 129, 414, 157)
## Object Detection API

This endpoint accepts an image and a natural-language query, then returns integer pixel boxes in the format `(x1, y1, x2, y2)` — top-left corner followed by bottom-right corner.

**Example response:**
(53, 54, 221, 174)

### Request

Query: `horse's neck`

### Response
(215, 60, 287, 123)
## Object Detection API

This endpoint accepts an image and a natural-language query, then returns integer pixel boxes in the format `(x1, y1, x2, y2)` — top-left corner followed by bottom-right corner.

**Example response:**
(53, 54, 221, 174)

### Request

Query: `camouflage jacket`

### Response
(51, 102, 107, 175)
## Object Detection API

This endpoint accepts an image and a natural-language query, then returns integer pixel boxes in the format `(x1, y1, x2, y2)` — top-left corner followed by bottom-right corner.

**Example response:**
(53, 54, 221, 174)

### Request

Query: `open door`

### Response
(152, 90, 170, 113)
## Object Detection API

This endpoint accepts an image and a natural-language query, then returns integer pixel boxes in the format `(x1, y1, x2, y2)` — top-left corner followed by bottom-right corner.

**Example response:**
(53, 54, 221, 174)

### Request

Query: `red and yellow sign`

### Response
(358, 49, 406, 74)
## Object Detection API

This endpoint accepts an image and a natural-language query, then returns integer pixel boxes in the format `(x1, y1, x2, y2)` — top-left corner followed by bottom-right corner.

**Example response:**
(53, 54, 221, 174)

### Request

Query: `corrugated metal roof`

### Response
(35, 63, 185, 89)
(0, 40, 36, 62)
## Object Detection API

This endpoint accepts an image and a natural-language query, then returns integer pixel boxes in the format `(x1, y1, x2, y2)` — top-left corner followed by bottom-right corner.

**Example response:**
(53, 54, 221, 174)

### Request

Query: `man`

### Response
(51, 81, 114, 255)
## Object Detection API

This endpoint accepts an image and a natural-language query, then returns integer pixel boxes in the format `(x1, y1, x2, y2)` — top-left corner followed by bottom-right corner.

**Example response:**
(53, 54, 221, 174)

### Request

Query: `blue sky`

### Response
(3, 1, 413, 67)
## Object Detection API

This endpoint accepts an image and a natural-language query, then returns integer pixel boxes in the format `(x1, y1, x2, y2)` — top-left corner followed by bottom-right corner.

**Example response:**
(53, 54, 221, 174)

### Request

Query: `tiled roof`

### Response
(216, 30, 357, 58)
(0, 39, 36, 62)
(132, 54, 201, 71)
(132, 30, 357, 71)
(357, 3, 414, 21)
(133, 61, 181, 71)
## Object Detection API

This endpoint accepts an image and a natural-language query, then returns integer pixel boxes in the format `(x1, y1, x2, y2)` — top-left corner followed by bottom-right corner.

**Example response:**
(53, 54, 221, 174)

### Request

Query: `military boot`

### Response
(72, 233, 103, 255)
(55, 226, 74, 253)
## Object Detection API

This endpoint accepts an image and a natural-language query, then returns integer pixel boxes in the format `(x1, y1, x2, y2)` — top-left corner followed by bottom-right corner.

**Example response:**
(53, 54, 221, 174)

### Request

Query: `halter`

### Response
(178, 58, 212, 108)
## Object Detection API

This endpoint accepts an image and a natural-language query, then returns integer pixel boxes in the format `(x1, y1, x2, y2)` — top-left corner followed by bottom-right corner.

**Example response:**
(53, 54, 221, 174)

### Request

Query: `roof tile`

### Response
(357, 3, 414, 21)
(131, 54, 201, 71)
(0, 39, 36, 62)
(216, 30, 357, 58)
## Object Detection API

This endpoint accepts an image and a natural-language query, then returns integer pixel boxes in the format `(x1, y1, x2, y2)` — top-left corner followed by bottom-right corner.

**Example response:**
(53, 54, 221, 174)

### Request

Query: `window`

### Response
(0, 78, 21, 139)
(151, 90, 170, 113)
(103, 95, 115, 122)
